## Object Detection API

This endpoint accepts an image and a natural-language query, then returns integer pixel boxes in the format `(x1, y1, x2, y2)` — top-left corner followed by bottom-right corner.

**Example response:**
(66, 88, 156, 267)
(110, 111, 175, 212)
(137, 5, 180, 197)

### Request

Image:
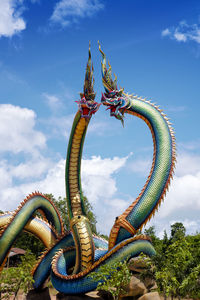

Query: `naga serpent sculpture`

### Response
(0, 44, 175, 294)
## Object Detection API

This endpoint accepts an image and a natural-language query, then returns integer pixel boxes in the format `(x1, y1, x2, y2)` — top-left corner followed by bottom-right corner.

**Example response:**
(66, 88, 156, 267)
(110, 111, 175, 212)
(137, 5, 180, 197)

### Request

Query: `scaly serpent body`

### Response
(0, 212, 58, 248)
(0, 44, 175, 294)
(0, 192, 64, 271)
(109, 98, 175, 248)
(65, 112, 95, 273)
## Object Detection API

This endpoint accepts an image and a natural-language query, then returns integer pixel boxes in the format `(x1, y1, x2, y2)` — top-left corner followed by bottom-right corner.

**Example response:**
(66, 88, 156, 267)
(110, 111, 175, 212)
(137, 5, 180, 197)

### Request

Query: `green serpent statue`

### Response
(0, 44, 175, 294)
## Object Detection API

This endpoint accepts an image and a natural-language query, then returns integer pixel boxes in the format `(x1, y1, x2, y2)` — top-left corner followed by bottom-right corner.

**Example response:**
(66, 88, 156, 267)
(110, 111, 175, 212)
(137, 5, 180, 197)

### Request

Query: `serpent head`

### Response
(76, 43, 100, 118)
(98, 42, 130, 125)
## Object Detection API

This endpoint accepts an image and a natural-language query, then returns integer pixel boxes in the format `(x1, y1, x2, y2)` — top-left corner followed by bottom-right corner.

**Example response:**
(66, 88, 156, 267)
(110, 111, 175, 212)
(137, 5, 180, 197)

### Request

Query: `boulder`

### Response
(138, 291, 161, 300)
(149, 282, 158, 291)
(128, 258, 148, 273)
(142, 277, 156, 290)
(123, 276, 147, 297)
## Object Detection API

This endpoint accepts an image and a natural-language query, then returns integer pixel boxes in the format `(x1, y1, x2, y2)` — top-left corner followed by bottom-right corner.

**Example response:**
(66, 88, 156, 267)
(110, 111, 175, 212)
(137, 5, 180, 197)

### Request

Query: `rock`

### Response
(143, 277, 156, 289)
(123, 276, 147, 297)
(149, 282, 158, 291)
(26, 287, 51, 300)
(128, 258, 148, 273)
(138, 291, 161, 300)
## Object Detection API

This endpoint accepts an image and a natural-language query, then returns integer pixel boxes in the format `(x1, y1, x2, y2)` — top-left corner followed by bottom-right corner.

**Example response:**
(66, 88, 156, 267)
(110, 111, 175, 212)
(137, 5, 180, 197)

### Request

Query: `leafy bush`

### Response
(89, 259, 131, 300)
(0, 251, 36, 299)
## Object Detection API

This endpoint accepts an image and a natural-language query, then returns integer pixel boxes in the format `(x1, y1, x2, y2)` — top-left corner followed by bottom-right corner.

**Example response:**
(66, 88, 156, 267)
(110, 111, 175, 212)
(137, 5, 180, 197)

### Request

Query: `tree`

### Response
(13, 232, 45, 257)
(140, 228, 200, 300)
(170, 222, 186, 242)
(144, 226, 161, 249)
(159, 237, 192, 299)
(180, 264, 200, 299)
(0, 251, 36, 299)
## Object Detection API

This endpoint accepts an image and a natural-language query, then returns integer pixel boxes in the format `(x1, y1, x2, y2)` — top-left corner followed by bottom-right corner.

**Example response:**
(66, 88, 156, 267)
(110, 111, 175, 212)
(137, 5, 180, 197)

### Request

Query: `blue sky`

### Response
(0, 0, 200, 238)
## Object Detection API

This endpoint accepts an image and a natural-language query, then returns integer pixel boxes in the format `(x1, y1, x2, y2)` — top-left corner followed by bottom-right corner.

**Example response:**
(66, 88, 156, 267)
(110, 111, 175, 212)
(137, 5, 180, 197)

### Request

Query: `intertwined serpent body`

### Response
(0, 45, 175, 294)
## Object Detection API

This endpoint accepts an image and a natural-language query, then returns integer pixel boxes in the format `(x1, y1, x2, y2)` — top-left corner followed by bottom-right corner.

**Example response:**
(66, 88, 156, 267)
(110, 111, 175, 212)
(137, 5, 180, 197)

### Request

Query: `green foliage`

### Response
(141, 222, 200, 300)
(144, 226, 162, 251)
(0, 251, 36, 299)
(155, 237, 192, 298)
(89, 259, 131, 300)
(170, 222, 186, 242)
(180, 263, 200, 299)
(13, 232, 45, 257)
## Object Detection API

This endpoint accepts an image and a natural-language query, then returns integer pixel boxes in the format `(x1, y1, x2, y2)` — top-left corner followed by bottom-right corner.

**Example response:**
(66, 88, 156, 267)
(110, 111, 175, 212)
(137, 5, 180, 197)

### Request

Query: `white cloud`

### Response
(88, 120, 109, 136)
(0, 151, 129, 233)
(128, 157, 151, 177)
(175, 153, 200, 176)
(50, 0, 104, 27)
(174, 31, 187, 42)
(146, 151, 200, 237)
(43, 93, 63, 111)
(82, 155, 128, 203)
(167, 106, 187, 112)
(0, 161, 12, 189)
(179, 140, 200, 151)
(0, 103, 129, 232)
(158, 171, 200, 218)
(0, 0, 26, 38)
(10, 157, 53, 180)
(162, 20, 200, 44)
(149, 218, 200, 239)
(161, 28, 170, 37)
(43, 114, 74, 138)
(0, 104, 46, 154)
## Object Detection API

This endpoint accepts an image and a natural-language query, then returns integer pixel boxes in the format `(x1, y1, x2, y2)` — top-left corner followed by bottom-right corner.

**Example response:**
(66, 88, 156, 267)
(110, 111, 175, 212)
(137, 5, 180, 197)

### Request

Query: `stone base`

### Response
(138, 291, 161, 300)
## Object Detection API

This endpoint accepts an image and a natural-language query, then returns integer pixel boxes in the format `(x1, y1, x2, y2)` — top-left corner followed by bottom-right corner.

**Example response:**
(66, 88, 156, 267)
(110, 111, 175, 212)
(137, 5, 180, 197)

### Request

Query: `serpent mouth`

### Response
(76, 97, 100, 118)
(81, 104, 91, 117)
(110, 105, 117, 113)
(109, 105, 119, 118)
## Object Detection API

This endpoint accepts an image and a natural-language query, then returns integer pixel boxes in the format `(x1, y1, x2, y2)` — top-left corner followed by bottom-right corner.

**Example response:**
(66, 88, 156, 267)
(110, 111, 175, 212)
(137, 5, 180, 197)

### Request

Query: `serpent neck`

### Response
(65, 111, 89, 219)
(65, 111, 95, 272)
(109, 98, 175, 248)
